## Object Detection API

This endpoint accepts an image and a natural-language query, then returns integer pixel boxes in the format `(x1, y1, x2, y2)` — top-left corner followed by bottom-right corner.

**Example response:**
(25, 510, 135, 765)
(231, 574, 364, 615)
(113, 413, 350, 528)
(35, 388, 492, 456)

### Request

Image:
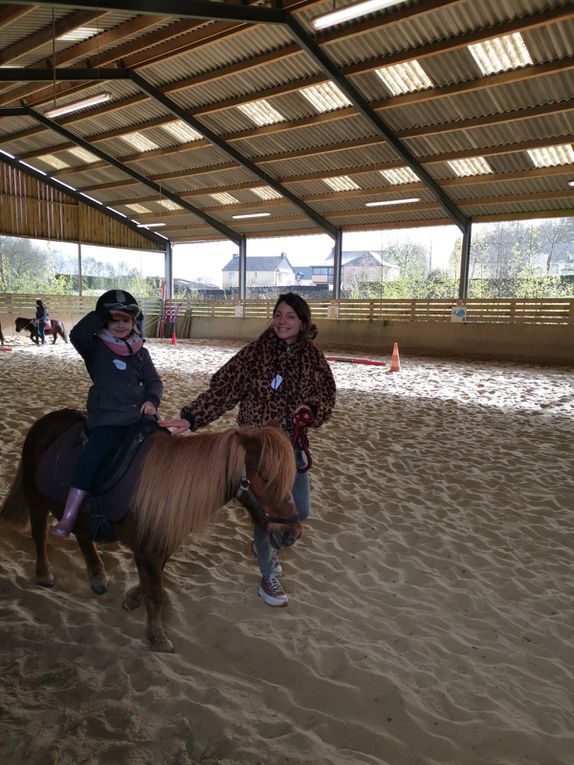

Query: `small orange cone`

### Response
(389, 342, 401, 372)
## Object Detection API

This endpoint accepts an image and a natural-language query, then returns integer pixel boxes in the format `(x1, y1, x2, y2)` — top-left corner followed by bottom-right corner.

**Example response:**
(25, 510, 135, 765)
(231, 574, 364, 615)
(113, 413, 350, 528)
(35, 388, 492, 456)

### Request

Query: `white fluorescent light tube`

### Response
(0, 149, 16, 159)
(20, 161, 45, 175)
(313, 0, 405, 30)
(365, 197, 420, 207)
(53, 178, 77, 191)
(79, 192, 101, 204)
(136, 222, 166, 228)
(232, 212, 271, 219)
(45, 92, 112, 118)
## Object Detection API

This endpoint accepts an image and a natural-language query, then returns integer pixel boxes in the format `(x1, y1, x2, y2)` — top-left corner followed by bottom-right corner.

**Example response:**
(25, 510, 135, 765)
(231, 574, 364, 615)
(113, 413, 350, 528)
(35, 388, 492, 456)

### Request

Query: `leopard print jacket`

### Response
(181, 328, 336, 434)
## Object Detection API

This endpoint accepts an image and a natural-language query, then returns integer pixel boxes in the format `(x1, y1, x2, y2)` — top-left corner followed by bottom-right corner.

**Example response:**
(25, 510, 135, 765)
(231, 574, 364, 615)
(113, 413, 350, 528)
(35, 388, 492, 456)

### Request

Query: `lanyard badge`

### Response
(270, 374, 283, 390)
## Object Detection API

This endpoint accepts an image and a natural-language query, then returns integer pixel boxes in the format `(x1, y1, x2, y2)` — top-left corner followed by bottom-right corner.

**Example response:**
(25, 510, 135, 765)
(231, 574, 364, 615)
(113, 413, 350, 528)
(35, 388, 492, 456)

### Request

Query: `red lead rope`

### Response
(290, 407, 314, 473)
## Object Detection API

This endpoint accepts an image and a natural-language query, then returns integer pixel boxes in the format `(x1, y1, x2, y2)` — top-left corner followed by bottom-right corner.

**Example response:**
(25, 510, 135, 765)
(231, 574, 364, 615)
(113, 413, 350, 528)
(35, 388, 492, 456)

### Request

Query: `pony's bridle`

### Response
(235, 467, 299, 530)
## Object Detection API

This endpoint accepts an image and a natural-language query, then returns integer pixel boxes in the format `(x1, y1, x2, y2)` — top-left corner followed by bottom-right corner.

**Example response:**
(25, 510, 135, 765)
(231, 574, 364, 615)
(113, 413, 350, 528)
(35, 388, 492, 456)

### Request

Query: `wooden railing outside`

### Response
(185, 298, 574, 325)
(1, 295, 573, 326)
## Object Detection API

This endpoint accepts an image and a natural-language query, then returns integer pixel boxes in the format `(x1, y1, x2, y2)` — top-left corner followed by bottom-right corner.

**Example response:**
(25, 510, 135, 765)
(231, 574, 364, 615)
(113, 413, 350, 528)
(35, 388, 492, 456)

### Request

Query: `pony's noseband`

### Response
(235, 467, 299, 529)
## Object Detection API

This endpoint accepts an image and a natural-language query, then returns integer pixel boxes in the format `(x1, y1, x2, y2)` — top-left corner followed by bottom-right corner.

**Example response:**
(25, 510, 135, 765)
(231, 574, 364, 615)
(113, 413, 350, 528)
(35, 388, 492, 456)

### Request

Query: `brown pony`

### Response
(0, 409, 300, 652)
(15, 317, 68, 344)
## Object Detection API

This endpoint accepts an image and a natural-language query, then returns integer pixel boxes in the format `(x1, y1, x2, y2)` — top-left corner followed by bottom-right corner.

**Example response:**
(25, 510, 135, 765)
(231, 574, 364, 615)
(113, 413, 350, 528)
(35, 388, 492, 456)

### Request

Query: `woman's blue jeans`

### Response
(253, 449, 310, 578)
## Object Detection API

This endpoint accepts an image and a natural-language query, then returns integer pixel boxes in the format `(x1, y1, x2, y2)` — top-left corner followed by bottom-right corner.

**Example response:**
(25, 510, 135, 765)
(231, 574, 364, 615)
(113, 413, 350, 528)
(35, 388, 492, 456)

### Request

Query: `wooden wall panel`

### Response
(0, 165, 162, 252)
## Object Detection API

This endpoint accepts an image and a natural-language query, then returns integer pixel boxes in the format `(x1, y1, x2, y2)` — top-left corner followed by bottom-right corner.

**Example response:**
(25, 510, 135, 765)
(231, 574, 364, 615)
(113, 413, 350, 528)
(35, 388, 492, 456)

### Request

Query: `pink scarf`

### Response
(96, 328, 144, 356)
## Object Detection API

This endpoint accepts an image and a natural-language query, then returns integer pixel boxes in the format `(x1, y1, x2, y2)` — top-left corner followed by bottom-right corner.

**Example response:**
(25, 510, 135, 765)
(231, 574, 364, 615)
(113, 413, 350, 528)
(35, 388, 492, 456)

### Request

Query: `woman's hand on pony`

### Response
(158, 417, 190, 435)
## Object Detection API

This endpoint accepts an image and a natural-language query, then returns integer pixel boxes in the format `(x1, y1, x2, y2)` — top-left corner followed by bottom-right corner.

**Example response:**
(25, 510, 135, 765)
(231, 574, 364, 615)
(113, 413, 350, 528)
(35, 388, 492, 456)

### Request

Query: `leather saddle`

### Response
(35, 413, 166, 540)
(90, 415, 163, 496)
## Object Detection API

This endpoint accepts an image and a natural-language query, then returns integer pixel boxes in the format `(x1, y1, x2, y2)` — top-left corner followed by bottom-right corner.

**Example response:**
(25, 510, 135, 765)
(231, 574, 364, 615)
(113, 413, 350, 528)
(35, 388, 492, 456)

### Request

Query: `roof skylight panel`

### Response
(39, 154, 69, 169)
(237, 99, 285, 127)
(447, 157, 493, 177)
(300, 82, 352, 112)
(211, 192, 239, 205)
(468, 32, 533, 76)
(323, 176, 361, 192)
(68, 146, 99, 164)
(126, 203, 151, 214)
(58, 27, 101, 42)
(251, 186, 282, 201)
(162, 120, 203, 143)
(527, 144, 574, 167)
(120, 132, 160, 153)
(157, 199, 183, 211)
(380, 167, 419, 184)
(375, 60, 433, 95)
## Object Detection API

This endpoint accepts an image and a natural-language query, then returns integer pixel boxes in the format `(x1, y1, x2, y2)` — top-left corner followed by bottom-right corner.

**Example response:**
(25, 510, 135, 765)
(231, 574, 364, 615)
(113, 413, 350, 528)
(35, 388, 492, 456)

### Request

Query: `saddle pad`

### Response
(35, 423, 157, 523)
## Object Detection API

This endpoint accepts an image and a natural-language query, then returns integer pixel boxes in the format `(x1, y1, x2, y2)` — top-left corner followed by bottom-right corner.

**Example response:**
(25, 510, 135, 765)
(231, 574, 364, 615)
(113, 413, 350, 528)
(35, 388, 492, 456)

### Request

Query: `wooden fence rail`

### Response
(1, 295, 573, 326)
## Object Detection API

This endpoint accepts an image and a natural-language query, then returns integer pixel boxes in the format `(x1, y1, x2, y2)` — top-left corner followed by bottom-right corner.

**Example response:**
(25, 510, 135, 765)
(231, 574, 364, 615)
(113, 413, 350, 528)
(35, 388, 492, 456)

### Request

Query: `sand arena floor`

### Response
(0, 334, 573, 765)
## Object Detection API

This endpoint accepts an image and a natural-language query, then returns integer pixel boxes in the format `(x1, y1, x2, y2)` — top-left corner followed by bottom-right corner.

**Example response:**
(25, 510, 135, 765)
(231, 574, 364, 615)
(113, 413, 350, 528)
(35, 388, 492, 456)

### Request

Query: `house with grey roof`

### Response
(222, 254, 295, 289)
(313, 250, 400, 288)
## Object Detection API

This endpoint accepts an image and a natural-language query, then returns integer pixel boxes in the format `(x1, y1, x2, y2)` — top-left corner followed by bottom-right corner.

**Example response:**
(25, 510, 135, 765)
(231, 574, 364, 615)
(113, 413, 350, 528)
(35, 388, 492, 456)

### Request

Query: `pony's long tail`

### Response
(0, 462, 30, 530)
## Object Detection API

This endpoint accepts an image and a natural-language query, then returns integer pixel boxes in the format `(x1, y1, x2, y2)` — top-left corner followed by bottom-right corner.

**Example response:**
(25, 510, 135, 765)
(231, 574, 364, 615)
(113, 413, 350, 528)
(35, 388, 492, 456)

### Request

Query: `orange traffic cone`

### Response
(171, 331, 176, 345)
(389, 342, 401, 372)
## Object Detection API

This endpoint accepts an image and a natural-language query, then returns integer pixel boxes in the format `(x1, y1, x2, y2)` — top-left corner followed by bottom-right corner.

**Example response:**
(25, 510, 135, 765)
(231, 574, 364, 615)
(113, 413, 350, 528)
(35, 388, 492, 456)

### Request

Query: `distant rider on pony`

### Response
(35, 299, 49, 345)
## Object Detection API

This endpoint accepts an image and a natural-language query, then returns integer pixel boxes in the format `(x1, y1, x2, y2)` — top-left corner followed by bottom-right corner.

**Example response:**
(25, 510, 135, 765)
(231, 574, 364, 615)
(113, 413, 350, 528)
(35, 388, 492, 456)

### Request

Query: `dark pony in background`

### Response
(0, 409, 300, 652)
(15, 317, 68, 344)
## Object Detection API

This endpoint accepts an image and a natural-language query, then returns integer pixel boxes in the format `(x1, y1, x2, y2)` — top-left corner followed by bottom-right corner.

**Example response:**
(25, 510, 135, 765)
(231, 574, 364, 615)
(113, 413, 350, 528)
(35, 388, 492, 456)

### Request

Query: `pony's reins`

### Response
(291, 407, 314, 473)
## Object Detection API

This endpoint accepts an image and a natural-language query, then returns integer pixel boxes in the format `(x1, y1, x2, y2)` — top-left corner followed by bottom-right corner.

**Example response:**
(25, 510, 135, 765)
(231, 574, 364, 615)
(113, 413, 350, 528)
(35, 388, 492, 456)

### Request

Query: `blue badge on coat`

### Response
(113, 359, 127, 370)
(270, 374, 283, 390)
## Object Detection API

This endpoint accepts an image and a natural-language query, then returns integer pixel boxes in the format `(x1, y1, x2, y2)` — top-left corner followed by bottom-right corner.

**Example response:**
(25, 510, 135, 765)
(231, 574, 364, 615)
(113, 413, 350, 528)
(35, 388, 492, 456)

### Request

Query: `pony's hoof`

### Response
(35, 564, 54, 587)
(122, 587, 142, 611)
(36, 573, 55, 588)
(90, 569, 108, 595)
(148, 634, 175, 653)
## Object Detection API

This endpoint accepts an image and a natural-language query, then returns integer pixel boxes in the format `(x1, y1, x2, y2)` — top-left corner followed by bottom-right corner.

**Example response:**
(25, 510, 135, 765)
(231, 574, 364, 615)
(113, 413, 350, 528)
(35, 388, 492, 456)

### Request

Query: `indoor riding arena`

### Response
(1, 1, 573, 764)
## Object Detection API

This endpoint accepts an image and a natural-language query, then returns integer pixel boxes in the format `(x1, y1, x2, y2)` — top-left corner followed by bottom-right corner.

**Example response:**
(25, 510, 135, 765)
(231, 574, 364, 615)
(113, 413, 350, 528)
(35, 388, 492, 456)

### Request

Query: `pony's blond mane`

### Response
(133, 426, 295, 556)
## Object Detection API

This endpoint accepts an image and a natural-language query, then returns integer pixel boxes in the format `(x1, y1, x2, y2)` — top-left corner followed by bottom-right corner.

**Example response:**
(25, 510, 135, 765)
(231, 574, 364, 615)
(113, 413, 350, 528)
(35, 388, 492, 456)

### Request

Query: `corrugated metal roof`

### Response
(1, 0, 573, 244)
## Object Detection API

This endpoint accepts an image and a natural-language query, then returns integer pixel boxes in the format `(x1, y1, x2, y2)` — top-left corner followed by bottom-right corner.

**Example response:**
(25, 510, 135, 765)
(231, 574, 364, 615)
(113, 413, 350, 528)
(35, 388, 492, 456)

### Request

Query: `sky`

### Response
(47, 225, 461, 288)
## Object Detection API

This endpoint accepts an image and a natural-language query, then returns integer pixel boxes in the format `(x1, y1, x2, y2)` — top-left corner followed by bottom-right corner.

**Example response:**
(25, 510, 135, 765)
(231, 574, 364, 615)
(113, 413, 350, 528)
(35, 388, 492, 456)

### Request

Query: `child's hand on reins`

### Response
(140, 401, 157, 416)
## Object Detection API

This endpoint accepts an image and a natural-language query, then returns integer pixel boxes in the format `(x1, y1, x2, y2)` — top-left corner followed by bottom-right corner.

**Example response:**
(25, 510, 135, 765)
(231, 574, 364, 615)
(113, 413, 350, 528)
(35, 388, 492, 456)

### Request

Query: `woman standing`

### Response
(160, 292, 336, 607)
(35, 299, 49, 345)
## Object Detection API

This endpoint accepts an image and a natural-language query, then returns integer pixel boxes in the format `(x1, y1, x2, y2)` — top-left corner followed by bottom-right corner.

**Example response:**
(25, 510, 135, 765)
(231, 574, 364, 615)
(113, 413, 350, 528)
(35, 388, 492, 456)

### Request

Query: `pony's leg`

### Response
(122, 583, 142, 612)
(29, 498, 54, 587)
(133, 551, 173, 652)
(74, 534, 108, 595)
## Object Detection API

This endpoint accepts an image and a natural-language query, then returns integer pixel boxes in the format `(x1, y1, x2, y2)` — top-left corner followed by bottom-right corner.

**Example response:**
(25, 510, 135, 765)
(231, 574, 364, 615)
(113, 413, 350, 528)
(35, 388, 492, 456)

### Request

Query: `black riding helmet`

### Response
(96, 289, 139, 316)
